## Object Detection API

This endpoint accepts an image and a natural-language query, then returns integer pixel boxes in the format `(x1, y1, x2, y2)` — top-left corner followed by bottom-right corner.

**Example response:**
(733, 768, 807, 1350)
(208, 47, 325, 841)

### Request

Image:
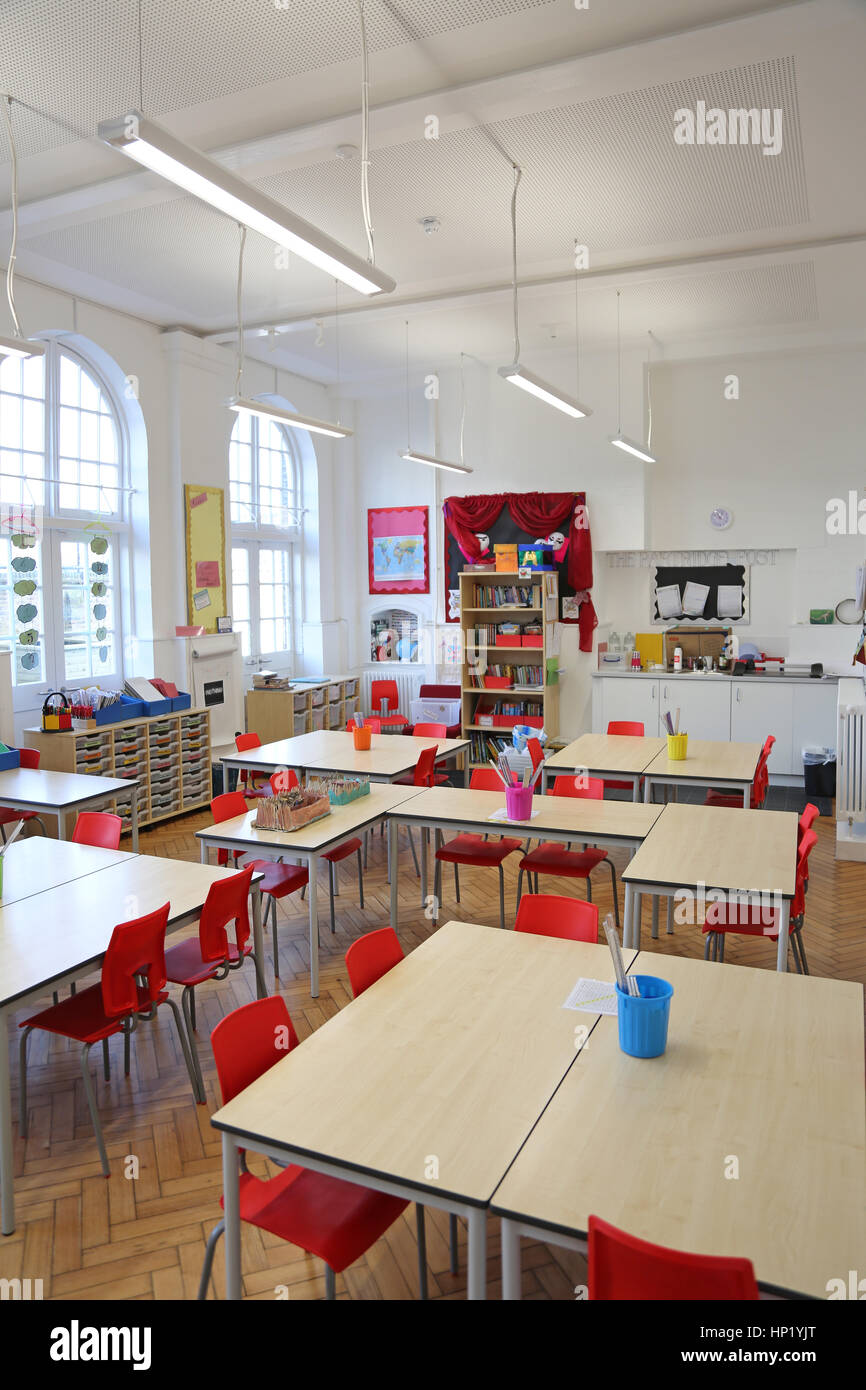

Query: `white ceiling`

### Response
(1, 0, 865, 382)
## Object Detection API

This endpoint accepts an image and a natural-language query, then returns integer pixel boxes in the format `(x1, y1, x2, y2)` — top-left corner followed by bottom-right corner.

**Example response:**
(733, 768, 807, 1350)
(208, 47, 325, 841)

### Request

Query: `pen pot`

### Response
(504, 784, 533, 820)
(667, 733, 688, 760)
(615, 976, 673, 1058)
(353, 727, 372, 750)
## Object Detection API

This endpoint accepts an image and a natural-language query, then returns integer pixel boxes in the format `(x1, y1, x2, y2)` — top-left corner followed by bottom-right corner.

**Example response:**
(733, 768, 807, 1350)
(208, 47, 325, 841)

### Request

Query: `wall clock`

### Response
(710, 507, 732, 530)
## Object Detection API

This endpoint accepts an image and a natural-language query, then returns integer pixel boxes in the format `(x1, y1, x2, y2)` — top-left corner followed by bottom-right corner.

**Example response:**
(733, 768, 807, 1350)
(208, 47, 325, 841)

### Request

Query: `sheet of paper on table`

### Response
(562, 977, 619, 1016)
(488, 807, 541, 823)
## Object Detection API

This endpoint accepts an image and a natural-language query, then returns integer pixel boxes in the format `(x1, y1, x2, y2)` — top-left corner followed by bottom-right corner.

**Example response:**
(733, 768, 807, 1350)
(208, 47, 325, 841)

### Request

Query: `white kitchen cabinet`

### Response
(791, 683, 838, 764)
(731, 681, 794, 773)
(592, 677, 660, 735)
(658, 678, 732, 742)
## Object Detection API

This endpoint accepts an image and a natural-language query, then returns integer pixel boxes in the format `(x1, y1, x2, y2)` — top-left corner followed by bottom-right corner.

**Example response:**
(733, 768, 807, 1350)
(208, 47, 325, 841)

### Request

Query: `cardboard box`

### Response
(494, 544, 519, 572)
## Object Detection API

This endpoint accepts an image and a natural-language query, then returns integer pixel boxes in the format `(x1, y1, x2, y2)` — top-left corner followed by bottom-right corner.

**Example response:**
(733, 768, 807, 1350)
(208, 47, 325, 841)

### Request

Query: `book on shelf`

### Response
(471, 583, 539, 609)
(467, 664, 543, 688)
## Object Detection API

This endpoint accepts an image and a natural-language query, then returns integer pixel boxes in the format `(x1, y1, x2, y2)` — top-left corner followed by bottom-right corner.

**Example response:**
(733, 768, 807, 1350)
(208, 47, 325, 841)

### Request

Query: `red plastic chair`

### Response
(516, 777, 620, 927)
(347, 716, 382, 734)
(269, 769, 300, 795)
(19, 903, 199, 1176)
(526, 737, 545, 775)
(705, 735, 775, 810)
(164, 865, 258, 1102)
(370, 679, 409, 730)
(72, 811, 122, 850)
(799, 802, 819, 838)
(702, 828, 817, 971)
(234, 732, 270, 798)
(413, 722, 447, 738)
(197, 995, 431, 1301)
(515, 893, 598, 942)
(0, 747, 47, 838)
(209, 792, 308, 980)
(433, 769, 523, 930)
(345, 927, 405, 996)
(588, 1215, 759, 1300)
(602, 720, 645, 795)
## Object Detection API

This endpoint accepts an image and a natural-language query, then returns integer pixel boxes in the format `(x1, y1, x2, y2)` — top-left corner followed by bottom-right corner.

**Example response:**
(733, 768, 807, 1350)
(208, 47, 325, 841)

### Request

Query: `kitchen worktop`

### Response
(593, 669, 840, 685)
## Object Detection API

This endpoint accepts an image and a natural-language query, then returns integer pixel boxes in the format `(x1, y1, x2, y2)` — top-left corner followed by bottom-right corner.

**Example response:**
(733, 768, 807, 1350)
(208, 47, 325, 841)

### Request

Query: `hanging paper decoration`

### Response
(13, 579, 36, 595)
(16, 603, 37, 623)
(89, 535, 108, 555)
(11, 555, 36, 572)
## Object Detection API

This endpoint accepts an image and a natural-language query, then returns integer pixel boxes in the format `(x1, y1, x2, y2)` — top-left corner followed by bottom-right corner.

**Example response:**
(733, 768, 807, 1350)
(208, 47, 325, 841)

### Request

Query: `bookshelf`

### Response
(244, 676, 360, 745)
(459, 570, 559, 768)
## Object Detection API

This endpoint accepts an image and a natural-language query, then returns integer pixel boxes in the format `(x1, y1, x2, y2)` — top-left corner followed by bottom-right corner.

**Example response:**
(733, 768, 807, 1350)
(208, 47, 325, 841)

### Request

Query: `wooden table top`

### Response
(0, 838, 136, 907)
(491, 952, 866, 1299)
(220, 730, 469, 778)
(622, 802, 798, 897)
(545, 734, 667, 776)
(212, 920, 634, 1205)
(0, 854, 259, 1007)
(196, 783, 427, 853)
(392, 784, 665, 842)
(643, 738, 762, 783)
(0, 766, 136, 807)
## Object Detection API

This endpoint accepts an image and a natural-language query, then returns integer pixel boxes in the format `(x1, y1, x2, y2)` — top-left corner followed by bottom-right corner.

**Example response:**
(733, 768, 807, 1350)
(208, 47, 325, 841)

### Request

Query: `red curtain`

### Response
(443, 491, 597, 651)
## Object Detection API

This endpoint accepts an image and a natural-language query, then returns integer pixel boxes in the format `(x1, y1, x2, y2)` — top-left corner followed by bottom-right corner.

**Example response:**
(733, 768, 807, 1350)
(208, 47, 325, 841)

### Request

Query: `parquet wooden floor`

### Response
(1, 798, 862, 1301)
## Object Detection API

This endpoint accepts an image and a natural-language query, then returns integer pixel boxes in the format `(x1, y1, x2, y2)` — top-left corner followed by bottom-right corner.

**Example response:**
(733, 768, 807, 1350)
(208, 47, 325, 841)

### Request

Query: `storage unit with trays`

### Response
(244, 675, 361, 743)
(459, 569, 560, 769)
(24, 705, 212, 833)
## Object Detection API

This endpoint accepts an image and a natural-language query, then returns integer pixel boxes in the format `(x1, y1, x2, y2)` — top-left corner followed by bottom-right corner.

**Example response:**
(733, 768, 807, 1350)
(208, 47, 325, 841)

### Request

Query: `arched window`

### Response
(0, 341, 127, 693)
(229, 408, 301, 671)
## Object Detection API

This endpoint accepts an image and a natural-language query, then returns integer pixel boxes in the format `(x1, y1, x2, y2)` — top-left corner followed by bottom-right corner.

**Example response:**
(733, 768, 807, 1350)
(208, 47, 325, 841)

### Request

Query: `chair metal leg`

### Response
(453, 862, 460, 904)
(516, 867, 524, 910)
(585, 874, 592, 903)
(433, 857, 441, 924)
(406, 826, 420, 878)
(123, 1019, 131, 1076)
(534, 873, 539, 894)
(18, 1026, 32, 1134)
(498, 864, 505, 930)
(449, 1213, 459, 1274)
(324, 1265, 336, 1300)
(270, 895, 280, 980)
(704, 932, 714, 960)
(794, 930, 809, 975)
(607, 859, 620, 928)
(328, 859, 336, 934)
(364, 830, 369, 870)
(102, 1037, 110, 1081)
(189, 987, 197, 1034)
(415, 1205, 429, 1300)
(80, 1042, 111, 1178)
(198, 1220, 226, 1300)
(356, 848, 365, 910)
(175, 992, 206, 1104)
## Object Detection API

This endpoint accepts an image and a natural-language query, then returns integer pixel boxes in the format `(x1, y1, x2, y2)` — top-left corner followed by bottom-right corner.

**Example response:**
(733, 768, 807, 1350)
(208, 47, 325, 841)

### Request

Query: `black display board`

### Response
(652, 564, 746, 622)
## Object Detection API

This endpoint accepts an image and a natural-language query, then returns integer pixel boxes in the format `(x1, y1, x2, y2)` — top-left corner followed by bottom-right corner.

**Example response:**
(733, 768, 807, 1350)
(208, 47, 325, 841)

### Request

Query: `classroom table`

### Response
(622, 802, 798, 970)
(493, 951, 866, 1300)
(0, 767, 141, 849)
(211, 919, 634, 1301)
(0, 852, 265, 1236)
(541, 733, 667, 800)
(641, 738, 763, 808)
(387, 784, 664, 932)
(0, 837, 137, 905)
(196, 782, 427, 998)
(220, 729, 471, 788)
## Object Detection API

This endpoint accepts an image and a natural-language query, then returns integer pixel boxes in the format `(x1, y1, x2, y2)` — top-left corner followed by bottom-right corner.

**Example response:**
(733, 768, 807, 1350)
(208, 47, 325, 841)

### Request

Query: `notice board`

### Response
(184, 484, 227, 633)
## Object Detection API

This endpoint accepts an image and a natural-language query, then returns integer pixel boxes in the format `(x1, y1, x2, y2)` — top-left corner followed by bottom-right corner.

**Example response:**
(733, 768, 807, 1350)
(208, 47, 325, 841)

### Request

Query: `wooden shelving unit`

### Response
(24, 707, 212, 832)
(244, 675, 360, 746)
(459, 570, 559, 767)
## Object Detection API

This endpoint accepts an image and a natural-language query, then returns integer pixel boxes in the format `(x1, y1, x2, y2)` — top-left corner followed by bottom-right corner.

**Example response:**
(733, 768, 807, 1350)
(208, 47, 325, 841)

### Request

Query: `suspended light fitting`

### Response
(398, 324, 473, 474)
(610, 290, 657, 463)
(498, 166, 590, 419)
(0, 97, 44, 360)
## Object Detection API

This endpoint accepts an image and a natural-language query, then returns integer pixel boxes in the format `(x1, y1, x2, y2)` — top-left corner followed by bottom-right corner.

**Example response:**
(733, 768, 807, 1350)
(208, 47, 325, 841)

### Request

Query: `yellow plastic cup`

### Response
(667, 733, 688, 760)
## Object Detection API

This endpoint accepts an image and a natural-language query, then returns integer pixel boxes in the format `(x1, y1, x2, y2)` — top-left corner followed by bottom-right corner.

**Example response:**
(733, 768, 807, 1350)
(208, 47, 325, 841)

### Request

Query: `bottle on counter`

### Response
(673, 646, 683, 672)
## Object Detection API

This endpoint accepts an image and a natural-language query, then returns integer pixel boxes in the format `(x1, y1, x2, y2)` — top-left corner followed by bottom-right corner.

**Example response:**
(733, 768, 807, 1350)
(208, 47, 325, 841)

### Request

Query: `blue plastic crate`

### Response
(139, 697, 172, 717)
(0, 749, 21, 771)
(93, 696, 145, 726)
(171, 692, 192, 712)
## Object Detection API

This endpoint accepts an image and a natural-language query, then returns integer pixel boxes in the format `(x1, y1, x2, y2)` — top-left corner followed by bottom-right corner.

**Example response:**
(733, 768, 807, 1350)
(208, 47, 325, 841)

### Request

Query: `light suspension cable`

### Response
(0, 96, 44, 359)
(358, 0, 375, 265)
(509, 164, 521, 364)
(609, 289, 656, 463)
(398, 324, 471, 473)
(234, 222, 246, 399)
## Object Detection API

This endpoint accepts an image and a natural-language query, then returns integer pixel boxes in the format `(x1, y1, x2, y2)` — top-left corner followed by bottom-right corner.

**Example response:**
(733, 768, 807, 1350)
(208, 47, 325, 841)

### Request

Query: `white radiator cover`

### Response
(362, 669, 423, 717)
(836, 678, 866, 860)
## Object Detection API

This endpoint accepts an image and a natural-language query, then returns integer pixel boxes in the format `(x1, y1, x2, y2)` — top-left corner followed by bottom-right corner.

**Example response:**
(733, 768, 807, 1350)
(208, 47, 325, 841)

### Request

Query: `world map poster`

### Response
(368, 506, 429, 594)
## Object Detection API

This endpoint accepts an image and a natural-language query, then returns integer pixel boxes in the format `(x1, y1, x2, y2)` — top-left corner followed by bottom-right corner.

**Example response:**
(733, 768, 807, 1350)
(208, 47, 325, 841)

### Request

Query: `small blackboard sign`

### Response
(203, 680, 225, 708)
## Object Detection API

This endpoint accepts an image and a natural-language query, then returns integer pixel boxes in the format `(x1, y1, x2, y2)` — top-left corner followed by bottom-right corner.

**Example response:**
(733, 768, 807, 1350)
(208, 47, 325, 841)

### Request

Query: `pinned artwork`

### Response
(368, 507, 429, 594)
(184, 485, 227, 632)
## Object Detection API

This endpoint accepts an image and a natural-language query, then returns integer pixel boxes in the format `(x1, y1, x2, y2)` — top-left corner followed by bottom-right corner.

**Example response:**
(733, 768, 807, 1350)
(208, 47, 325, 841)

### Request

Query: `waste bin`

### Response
(802, 747, 835, 809)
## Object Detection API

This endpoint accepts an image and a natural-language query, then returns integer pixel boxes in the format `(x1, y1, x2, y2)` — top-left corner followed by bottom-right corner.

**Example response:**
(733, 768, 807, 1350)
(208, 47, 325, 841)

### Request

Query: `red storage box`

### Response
(521, 635, 543, 648)
(496, 633, 520, 646)
(492, 715, 544, 729)
(483, 676, 512, 689)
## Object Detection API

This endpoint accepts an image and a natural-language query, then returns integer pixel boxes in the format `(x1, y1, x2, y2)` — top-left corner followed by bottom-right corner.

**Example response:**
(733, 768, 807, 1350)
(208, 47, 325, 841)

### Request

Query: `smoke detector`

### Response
(335, 143, 358, 160)
(418, 216, 441, 236)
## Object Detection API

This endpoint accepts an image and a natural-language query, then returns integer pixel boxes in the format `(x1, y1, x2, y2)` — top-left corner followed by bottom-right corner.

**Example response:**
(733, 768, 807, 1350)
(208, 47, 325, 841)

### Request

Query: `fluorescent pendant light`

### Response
(400, 449, 472, 475)
(498, 364, 589, 418)
(0, 334, 45, 360)
(98, 111, 395, 297)
(610, 432, 656, 463)
(229, 396, 352, 439)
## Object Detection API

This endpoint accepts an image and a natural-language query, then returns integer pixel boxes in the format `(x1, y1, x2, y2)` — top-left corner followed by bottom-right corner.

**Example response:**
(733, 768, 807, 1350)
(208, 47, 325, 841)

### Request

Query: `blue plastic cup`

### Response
(615, 976, 674, 1058)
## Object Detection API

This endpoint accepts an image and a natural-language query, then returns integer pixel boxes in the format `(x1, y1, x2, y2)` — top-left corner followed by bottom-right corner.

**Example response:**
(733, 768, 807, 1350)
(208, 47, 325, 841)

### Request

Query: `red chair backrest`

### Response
(345, 927, 404, 997)
(469, 769, 505, 792)
(413, 745, 438, 787)
(198, 864, 254, 963)
(211, 791, 249, 824)
(798, 803, 819, 838)
(101, 902, 170, 1019)
(552, 776, 604, 801)
(792, 828, 817, 917)
(607, 721, 644, 737)
(235, 732, 262, 753)
(515, 894, 598, 943)
(73, 811, 122, 850)
(370, 680, 400, 714)
(270, 769, 299, 795)
(347, 717, 382, 734)
(211, 996, 300, 1104)
(526, 737, 545, 773)
(414, 723, 447, 738)
(588, 1215, 758, 1300)
(17, 748, 40, 769)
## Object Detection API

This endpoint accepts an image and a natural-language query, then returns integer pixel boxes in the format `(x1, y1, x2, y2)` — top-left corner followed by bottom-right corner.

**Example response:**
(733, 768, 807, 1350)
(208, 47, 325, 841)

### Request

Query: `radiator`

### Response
(362, 669, 423, 718)
(836, 681, 866, 860)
